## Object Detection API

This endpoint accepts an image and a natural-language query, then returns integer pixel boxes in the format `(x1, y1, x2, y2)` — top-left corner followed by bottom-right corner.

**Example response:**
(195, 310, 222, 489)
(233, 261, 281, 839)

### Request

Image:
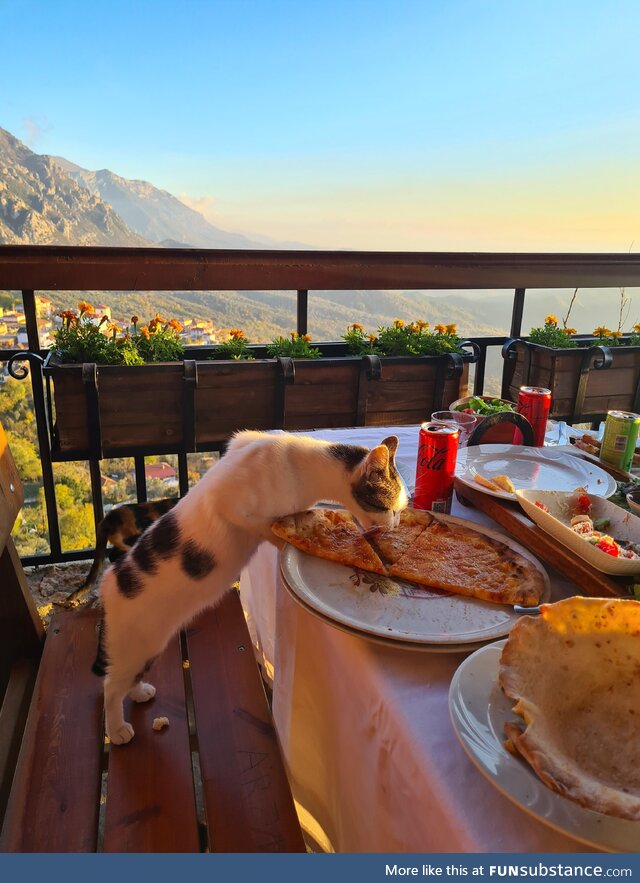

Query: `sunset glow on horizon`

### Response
(2, 0, 639, 252)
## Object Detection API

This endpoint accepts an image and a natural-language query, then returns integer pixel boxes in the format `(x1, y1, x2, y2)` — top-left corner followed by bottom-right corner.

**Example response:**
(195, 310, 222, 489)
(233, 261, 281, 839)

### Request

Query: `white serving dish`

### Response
(517, 489, 640, 575)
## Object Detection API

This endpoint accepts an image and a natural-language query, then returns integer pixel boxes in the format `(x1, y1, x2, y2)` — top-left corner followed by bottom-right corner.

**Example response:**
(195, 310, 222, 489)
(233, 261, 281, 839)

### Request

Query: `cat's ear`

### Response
(380, 435, 399, 461)
(364, 444, 390, 475)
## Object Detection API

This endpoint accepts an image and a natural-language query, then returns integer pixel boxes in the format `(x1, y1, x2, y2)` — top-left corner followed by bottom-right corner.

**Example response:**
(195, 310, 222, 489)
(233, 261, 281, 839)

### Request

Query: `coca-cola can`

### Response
(414, 422, 459, 513)
(517, 386, 552, 447)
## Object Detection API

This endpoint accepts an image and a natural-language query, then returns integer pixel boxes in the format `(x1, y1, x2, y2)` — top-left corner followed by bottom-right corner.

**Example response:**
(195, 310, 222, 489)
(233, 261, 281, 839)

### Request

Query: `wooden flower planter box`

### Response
(502, 338, 640, 422)
(43, 349, 473, 460)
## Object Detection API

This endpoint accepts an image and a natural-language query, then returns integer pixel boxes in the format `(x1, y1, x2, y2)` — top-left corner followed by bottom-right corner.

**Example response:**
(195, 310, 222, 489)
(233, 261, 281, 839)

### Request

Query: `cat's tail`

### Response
(91, 616, 108, 677)
(61, 521, 111, 609)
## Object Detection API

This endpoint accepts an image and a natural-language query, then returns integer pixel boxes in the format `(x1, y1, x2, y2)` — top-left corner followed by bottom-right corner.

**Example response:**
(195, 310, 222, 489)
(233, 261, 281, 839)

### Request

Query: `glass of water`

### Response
(431, 410, 477, 447)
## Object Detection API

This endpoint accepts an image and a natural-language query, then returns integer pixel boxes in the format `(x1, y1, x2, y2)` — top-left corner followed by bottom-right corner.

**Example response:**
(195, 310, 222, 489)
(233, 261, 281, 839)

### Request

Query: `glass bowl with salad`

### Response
(448, 395, 522, 444)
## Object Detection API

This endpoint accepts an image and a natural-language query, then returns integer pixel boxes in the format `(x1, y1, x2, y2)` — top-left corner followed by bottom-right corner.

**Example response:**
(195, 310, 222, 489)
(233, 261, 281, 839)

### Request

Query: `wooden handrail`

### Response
(3, 246, 640, 290)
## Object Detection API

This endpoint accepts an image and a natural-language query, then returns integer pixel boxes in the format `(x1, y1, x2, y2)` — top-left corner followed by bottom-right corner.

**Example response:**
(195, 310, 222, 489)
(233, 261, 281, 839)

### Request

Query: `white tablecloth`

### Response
(239, 426, 598, 853)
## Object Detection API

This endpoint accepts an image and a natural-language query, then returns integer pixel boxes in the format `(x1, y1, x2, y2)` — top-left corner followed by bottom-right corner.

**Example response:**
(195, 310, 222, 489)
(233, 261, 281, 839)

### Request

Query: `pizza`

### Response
(271, 507, 545, 607)
(271, 508, 387, 575)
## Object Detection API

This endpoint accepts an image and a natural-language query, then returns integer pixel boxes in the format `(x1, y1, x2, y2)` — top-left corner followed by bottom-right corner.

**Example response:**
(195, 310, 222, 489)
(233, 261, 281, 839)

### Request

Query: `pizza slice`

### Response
(271, 508, 388, 575)
(388, 516, 544, 607)
(367, 508, 433, 566)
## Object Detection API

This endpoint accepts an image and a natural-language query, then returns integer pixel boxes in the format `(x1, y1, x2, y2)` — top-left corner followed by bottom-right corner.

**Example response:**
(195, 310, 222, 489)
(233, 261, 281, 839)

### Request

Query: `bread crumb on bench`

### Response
(152, 717, 170, 731)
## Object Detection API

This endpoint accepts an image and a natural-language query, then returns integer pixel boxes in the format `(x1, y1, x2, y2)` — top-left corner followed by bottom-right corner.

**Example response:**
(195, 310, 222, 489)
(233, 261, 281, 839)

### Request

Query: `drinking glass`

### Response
(431, 410, 477, 447)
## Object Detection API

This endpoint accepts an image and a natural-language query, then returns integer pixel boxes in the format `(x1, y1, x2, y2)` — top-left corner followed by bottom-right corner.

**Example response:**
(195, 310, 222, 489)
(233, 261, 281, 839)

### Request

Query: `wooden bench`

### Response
(0, 423, 305, 853)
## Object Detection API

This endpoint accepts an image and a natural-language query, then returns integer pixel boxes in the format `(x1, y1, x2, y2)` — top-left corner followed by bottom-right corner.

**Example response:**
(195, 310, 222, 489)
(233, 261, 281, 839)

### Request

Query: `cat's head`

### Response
(344, 435, 408, 530)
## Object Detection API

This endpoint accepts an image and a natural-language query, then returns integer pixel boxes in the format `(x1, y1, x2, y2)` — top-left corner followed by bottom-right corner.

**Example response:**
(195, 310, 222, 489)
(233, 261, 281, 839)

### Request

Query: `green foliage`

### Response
(343, 320, 463, 357)
(51, 303, 184, 365)
(528, 314, 577, 348)
(266, 333, 321, 359)
(209, 329, 254, 360)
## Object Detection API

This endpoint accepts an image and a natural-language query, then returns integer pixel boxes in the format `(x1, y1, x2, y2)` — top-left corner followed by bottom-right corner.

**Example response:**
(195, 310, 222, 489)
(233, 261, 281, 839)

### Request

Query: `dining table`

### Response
(238, 424, 625, 854)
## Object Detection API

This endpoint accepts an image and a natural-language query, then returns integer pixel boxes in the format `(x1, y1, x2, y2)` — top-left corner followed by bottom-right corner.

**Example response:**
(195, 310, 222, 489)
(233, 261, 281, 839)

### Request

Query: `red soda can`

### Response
(414, 422, 459, 513)
(517, 386, 552, 447)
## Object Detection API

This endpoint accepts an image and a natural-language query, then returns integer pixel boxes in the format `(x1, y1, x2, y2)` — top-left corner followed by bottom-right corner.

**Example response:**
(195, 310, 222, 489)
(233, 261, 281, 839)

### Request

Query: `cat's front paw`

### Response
(129, 681, 156, 703)
(109, 722, 135, 745)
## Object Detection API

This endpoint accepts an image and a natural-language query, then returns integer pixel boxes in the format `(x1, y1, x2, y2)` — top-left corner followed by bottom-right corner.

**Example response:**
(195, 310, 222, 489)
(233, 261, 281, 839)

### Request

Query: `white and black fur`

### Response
(96, 430, 407, 745)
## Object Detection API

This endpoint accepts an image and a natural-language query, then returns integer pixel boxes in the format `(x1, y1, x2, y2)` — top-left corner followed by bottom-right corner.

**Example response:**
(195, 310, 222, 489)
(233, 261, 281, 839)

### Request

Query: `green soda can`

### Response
(600, 410, 640, 471)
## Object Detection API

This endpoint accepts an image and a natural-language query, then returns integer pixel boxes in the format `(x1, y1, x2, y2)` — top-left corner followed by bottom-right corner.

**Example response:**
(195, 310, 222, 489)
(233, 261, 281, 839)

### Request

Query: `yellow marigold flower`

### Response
(633, 323, 640, 333)
(131, 315, 139, 325)
(610, 330, 624, 339)
(563, 327, 577, 335)
(302, 334, 312, 343)
(140, 326, 151, 339)
(594, 326, 610, 337)
(445, 323, 457, 335)
(108, 323, 122, 335)
(544, 314, 558, 327)
(393, 319, 404, 329)
(77, 300, 95, 316)
(290, 331, 297, 340)
(350, 323, 364, 332)
(415, 320, 429, 330)
(434, 323, 447, 334)
(154, 314, 167, 325)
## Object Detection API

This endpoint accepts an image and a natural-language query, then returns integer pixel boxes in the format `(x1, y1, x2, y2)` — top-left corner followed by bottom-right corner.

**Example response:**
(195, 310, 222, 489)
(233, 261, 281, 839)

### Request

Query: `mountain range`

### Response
(0, 125, 635, 354)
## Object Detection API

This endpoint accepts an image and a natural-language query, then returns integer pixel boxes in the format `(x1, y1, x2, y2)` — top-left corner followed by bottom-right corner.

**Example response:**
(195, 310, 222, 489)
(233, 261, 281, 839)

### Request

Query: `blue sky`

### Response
(2, 0, 640, 249)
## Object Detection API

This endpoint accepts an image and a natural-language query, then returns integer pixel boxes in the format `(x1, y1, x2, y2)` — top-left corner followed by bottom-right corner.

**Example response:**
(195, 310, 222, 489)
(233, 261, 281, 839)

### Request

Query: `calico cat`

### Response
(96, 430, 407, 745)
(65, 498, 179, 607)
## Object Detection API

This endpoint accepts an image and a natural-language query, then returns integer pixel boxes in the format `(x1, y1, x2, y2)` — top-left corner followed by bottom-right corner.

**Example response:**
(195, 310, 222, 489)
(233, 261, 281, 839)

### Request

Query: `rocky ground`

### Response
(24, 559, 100, 626)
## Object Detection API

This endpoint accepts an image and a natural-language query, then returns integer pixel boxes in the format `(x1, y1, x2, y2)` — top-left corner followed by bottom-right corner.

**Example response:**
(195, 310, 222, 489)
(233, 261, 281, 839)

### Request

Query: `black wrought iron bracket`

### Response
(7, 351, 44, 380)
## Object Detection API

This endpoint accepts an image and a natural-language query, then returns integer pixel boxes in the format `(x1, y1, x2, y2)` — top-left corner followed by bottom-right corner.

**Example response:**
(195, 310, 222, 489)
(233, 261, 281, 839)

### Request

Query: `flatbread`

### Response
(387, 517, 544, 607)
(499, 597, 640, 820)
(271, 509, 387, 575)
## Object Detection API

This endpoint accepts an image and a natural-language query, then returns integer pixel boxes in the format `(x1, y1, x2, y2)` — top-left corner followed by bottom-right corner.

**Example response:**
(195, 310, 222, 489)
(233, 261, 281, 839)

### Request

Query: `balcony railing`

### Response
(3, 245, 640, 567)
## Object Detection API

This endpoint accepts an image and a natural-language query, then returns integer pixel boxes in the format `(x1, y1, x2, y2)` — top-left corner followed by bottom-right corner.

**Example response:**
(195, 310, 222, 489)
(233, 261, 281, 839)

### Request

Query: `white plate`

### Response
(449, 641, 640, 853)
(456, 444, 617, 501)
(279, 513, 550, 647)
(517, 489, 640, 575)
(283, 586, 491, 654)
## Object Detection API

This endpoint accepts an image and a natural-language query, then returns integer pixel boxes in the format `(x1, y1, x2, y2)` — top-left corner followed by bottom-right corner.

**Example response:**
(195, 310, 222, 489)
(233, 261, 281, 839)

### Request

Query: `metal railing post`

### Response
(296, 290, 308, 335)
(22, 290, 62, 557)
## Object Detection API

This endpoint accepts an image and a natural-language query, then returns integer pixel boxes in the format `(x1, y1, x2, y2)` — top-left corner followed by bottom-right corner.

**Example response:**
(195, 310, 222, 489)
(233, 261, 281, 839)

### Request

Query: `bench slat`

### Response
(186, 591, 305, 853)
(0, 608, 104, 852)
(103, 635, 200, 853)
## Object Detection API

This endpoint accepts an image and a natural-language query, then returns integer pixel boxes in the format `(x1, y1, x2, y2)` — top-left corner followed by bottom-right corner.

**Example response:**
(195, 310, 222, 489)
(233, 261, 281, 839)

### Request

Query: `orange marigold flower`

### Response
(393, 319, 404, 329)
(77, 300, 95, 316)
(168, 319, 184, 333)
(594, 326, 610, 337)
(302, 334, 312, 343)
(229, 328, 245, 340)
(350, 323, 364, 332)
(544, 314, 558, 327)
(563, 327, 577, 335)
(368, 334, 378, 343)
(290, 331, 297, 340)
(445, 323, 457, 335)
(610, 330, 624, 339)
(108, 323, 122, 336)
(148, 319, 159, 332)
(634, 323, 640, 334)
(140, 326, 151, 339)
(434, 323, 447, 334)
(415, 320, 429, 330)
(154, 314, 167, 325)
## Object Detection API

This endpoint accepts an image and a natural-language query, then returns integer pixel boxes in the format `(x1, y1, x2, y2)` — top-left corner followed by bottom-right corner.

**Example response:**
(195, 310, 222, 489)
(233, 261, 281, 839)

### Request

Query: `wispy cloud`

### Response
(20, 115, 52, 147)
(178, 192, 216, 221)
